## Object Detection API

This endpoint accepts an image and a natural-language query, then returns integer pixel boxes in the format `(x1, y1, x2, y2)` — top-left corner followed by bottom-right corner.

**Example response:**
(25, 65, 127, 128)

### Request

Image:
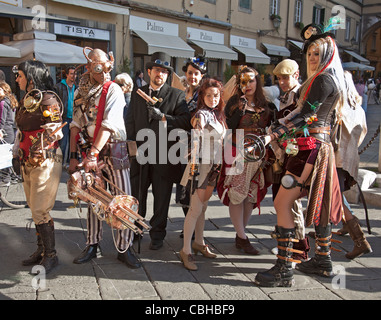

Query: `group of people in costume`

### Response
(11, 20, 372, 288)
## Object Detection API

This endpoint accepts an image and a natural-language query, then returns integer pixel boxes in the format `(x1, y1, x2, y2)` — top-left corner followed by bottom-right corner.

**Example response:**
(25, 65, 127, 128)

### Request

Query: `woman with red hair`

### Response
(179, 78, 227, 271)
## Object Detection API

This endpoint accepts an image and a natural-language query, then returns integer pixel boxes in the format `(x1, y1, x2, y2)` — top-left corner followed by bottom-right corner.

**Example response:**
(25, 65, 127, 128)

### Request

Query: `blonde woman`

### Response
(255, 25, 346, 287)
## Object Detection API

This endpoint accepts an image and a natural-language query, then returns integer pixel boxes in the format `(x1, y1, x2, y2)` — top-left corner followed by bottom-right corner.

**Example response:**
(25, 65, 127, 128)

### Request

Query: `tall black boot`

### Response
(22, 229, 43, 266)
(35, 220, 58, 274)
(255, 226, 303, 287)
(296, 223, 333, 277)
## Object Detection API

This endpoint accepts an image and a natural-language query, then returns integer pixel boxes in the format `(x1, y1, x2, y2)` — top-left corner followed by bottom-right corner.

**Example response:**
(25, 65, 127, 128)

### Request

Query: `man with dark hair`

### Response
(55, 66, 76, 166)
(126, 52, 191, 250)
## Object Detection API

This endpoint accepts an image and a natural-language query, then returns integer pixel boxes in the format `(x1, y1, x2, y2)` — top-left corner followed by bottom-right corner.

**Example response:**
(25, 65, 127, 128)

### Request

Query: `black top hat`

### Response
(182, 55, 207, 74)
(145, 52, 173, 73)
(300, 23, 335, 53)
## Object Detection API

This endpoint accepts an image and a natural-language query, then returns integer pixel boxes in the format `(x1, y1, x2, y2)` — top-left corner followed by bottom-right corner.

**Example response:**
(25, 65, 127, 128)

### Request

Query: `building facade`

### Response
(0, 0, 380, 83)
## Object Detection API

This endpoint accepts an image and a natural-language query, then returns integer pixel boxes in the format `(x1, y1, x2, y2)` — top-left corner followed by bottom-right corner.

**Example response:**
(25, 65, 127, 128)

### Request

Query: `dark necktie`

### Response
(151, 90, 159, 98)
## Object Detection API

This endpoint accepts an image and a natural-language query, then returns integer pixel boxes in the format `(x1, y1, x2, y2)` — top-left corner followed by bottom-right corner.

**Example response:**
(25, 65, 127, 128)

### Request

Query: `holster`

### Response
(101, 140, 137, 171)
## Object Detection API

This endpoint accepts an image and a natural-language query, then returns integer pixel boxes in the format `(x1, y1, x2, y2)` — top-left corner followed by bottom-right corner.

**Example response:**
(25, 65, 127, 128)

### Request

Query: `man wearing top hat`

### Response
(126, 52, 191, 250)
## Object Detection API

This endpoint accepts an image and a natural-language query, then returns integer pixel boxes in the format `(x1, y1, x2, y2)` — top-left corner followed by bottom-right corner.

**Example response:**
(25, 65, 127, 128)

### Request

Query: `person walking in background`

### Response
(13, 60, 64, 274)
(54, 66, 77, 167)
(179, 78, 226, 271)
(115, 72, 134, 121)
(134, 70, 146, 88)
(0, 81, 18, 186)
(355, 79, 367, 114)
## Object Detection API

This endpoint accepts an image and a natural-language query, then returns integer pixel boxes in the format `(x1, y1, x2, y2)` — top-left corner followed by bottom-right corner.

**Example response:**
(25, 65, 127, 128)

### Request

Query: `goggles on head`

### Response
(154, 59, 171, 68)
(83, 47, 114, 74)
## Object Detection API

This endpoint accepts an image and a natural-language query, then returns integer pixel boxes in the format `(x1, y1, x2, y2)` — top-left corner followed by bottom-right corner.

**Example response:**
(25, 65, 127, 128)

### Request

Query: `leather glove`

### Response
(12, 157, 21, 176)
(147, 106, 164, 122)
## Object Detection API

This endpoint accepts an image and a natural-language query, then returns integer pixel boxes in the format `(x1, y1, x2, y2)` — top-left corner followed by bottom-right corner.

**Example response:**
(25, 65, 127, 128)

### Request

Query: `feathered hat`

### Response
(301, 16, 343, 53)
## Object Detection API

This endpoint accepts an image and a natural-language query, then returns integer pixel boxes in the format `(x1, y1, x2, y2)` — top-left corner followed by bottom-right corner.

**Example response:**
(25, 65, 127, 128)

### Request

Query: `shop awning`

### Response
(189, 40, 238, 60)
(0, 3, 79, 25)
(132, 30, 194, 58)
(288, 40, 304, 50)
(232, 46, 270, 64)
(0, 44, 21, 58)
(0, 30, 86, 66)
(52, 0, 129, 15)
(262, 43, 291, 57)
(344, 50, 370, 65)
(342, 62, 374, 71)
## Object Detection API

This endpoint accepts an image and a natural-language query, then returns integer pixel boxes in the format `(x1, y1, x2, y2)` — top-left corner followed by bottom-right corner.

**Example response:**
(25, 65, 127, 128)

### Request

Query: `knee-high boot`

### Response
(22, 228, 43, 266)
(296, 223, 333, 277)
(35, 220, 58, 274)
(346, 218, 372, 259)
(255, 226, 302, 287)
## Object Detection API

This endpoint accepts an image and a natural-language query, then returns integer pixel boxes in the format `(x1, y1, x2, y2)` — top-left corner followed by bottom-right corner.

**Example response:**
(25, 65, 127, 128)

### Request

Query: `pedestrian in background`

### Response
(114, 72, 134, 121)
(0, 81, 18, 186)
(54, 66, 77, 167)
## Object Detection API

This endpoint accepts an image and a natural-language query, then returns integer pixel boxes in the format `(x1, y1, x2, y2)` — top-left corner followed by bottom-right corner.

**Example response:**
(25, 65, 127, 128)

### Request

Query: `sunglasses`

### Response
(154, 59, 170, 67)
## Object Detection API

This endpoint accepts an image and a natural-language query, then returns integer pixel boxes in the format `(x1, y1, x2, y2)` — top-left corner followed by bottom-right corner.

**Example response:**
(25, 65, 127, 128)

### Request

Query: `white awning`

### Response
(288, 40, 304, 50)
(0, 3, 79, 24)
(0, 30, 86, 66)
(52, 0, 129, 15)
(189, 40, 238, 60)
(132, 30, 194, 58)
(342, 62, 374, 71)
(0, 44, 21, 58)
(262, 43, 291, 57)
(344, 50, 370, 65)
(232, 46, 270, 64)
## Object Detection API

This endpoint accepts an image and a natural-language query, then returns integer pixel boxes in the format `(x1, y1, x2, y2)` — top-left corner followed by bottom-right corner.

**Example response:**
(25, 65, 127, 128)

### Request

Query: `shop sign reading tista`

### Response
(53, 23, 110, 41)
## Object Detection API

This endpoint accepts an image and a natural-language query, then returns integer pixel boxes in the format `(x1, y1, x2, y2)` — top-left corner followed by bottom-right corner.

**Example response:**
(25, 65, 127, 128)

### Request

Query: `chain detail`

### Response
(358, 125, 381, 155)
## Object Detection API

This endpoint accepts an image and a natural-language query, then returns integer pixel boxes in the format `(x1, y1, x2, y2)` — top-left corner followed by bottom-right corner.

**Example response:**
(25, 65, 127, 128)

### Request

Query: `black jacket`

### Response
(126, 83, 191, 183)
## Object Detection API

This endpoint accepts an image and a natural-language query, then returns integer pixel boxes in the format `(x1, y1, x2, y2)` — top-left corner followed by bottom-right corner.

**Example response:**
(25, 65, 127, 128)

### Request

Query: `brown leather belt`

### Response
(295, 126, 330, 136)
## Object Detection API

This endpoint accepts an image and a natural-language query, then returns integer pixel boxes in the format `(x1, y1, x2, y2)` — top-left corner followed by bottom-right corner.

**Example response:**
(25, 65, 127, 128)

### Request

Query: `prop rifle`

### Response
(136, 89, 163, 123)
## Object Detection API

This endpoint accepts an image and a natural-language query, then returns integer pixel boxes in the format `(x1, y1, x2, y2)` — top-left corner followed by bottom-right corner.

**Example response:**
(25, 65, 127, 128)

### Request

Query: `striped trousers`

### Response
(86, 159, 134, 251)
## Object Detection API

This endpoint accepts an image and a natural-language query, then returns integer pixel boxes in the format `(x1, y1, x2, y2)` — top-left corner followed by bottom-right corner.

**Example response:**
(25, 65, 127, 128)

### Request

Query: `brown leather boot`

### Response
(22, 230, 43, 266)
(346, 218, 372, 259)
(235, 234, 259, 255)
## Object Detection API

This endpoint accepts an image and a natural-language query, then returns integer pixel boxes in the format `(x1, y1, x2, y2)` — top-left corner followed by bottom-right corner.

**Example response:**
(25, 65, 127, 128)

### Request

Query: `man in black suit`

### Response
(126, 52, 191, 250)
